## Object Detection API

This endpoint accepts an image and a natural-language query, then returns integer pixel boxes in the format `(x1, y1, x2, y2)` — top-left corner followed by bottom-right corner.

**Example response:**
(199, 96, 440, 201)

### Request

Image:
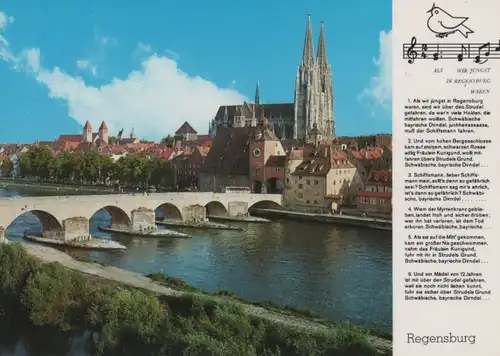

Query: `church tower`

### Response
(293, 15, 335, 141)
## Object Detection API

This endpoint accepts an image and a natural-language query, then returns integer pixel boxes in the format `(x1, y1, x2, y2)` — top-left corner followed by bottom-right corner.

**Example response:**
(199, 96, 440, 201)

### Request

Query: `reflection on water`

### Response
(2, 188, 392, 334)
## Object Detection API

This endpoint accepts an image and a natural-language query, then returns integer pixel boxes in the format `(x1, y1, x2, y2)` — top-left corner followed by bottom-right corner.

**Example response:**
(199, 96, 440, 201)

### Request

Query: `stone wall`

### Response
(182, 205, 206, 222)
(61, 217, 90, 241)
(131, 207, 156, 231)
(0, 226, 4, 244)
(227, 201, 248, 217)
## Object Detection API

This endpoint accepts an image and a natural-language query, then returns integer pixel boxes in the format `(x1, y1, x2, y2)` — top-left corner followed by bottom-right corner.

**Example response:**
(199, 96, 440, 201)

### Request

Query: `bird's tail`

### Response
(457, 24, 474, 38)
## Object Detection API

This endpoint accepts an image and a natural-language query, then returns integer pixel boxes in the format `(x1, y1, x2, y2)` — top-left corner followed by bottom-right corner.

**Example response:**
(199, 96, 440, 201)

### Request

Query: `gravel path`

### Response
(22, 242, 392, 354)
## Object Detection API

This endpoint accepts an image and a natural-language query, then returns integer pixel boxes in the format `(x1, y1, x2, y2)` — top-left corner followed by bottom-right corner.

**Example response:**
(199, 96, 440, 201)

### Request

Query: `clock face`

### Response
(253, 148, 261, 157)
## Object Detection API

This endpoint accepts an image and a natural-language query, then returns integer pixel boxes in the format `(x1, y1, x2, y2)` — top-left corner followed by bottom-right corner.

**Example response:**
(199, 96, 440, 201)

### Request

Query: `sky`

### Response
(0, 0, 392, 143)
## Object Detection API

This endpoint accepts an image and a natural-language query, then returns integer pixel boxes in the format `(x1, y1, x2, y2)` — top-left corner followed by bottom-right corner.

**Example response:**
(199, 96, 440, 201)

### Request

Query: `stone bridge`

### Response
(0, 192, 282, 242)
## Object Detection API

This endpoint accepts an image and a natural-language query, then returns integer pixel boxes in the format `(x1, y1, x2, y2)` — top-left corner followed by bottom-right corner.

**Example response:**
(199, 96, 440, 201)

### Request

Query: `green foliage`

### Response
(16, 146, 175, 187)
(0, 159, 13, 176)
(0, 243, 388, 356)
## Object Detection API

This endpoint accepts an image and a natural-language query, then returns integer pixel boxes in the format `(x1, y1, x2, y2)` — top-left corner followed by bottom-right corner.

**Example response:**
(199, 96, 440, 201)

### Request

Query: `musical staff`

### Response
(403, 37, 500, 64)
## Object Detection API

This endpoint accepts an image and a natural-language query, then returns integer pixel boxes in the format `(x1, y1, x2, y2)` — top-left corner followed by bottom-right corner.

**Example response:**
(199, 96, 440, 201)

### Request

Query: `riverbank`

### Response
(252, 209, 392, 231)
(2, 242, 392, 355)
(0, 179, 115, 194)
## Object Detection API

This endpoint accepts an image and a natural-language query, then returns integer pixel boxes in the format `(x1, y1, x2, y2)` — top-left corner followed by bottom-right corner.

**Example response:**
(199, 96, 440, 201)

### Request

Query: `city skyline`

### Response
(0, 0, 392, 143)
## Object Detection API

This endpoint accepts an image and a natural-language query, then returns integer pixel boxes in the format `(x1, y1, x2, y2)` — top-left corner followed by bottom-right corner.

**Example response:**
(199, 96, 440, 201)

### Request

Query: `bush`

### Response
(0, 243, 389, 355)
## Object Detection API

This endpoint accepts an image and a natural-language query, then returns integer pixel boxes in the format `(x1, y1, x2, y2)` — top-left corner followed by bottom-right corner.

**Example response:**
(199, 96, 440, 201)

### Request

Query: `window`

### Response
(313, 200, 318, 204)
(370, 198, 377, 204)
(380, 199, 386, 205)
(314, 191, 319, 196)
(298, 183, 303, 189)
(298, 193, 303, 198)
(306, 200, 310, 204)
(306, 180, 310, 185)
(361, 198, 368, 204)
(314, 180, 319, 185)
(286, 178, 289, 183)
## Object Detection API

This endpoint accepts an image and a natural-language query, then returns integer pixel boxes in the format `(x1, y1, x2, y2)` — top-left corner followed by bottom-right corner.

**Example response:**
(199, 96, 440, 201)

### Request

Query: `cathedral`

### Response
(208, 15, 335, 141)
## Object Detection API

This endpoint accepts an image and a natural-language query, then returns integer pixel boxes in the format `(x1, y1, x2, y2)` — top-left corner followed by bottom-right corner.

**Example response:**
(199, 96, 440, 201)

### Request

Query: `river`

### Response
(0, 187, 392, 355)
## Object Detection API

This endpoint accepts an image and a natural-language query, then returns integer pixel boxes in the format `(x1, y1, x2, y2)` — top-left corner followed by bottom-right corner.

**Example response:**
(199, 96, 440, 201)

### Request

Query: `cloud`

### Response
(0, 11, 246, 140)
(0, 12, 14, 61)
(76, 59, 97, 76)
(361, 30, 392, 112)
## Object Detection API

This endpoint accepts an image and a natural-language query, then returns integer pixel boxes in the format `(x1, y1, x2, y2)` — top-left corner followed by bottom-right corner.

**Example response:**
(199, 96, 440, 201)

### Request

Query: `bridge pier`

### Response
(182, 205, 206, 222)
(131, 207, 156, 231)
(41, 217, 90, 242)
(227, 201, 249, 217)
(61, 217, 91, 241)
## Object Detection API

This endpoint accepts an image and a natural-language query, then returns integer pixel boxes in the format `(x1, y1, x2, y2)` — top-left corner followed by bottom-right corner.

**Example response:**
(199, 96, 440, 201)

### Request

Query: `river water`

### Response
(0, 187, 392, 355)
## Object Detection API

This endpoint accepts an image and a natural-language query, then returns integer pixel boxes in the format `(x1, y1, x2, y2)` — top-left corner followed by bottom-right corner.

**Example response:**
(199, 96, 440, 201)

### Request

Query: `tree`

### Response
(108, 136, 119, 145)
(160, 135, 174, 148)
(52, 151, 78, 182)
(100, 155, 115, 184)
(27, 145, 55, 181)
(81, 150, 102, 184)
(148, 158, 174, 187)
(0, 159, 13, 177)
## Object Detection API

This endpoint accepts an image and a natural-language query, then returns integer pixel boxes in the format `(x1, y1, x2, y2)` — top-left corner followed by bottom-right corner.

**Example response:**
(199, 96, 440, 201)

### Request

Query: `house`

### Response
(199, 115, 286, 193)
(175, 121, 198, 141)
(57, 120, 109, 145)
(356, 170, 392, 215)
(172, 145, 209, 189)
(285, 143, 361, 212)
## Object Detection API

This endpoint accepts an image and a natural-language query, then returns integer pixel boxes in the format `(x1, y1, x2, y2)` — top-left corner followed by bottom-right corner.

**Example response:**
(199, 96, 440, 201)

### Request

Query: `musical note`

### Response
(457, 44, 470, 62)
(421, 44, 428, 59)
(402, 37, 500, 64)
(475, 42, 490, 64)
(406, 37, 418, 64)
(433, 44, 441, 61)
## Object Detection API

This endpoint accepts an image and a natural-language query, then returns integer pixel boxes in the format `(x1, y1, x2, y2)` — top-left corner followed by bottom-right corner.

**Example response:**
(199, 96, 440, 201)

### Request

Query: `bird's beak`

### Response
(426, 3, 435, 13)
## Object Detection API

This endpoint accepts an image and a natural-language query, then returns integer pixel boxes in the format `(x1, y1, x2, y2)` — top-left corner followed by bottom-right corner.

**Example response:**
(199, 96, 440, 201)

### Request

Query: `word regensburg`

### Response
(403, 37, 500, 64)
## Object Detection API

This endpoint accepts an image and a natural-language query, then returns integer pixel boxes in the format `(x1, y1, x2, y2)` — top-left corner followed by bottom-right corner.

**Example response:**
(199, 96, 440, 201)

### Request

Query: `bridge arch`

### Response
(205, 201, 228, 217)
(6, 210, 63, 239)
(90, 205, 131, 230)
(156, 203, 182, 221)
(249, 200, 282, 211)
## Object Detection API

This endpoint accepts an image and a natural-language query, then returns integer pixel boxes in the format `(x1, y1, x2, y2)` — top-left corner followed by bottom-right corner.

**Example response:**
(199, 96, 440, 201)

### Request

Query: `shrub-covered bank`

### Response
(0, 243, 390, 355)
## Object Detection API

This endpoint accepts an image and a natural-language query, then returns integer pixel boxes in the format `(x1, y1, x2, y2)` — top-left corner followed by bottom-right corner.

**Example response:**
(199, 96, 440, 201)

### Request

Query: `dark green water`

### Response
(0, 187, 392, 355)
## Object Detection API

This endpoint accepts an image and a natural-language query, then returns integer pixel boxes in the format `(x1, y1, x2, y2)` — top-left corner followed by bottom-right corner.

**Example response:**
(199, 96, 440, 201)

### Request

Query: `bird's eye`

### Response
(434, 10, 439, 14)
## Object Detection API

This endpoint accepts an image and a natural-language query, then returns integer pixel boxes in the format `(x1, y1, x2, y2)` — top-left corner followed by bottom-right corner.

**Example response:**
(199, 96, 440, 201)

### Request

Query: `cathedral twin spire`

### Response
(301, 15, 328, 68)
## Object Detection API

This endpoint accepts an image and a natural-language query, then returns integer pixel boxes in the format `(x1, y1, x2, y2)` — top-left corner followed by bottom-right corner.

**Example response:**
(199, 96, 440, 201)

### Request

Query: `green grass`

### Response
(147, 272, 392, 342)
(0, 243, 390, 355)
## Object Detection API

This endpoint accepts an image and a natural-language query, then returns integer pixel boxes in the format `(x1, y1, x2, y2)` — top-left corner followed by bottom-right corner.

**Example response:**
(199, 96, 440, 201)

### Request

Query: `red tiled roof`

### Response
(57, 134, 83, 142)
(366, 170, 392, 186)
(265, 155, 286, 168)
(0, 156, 10, 161)
(358, 191, 392, 198)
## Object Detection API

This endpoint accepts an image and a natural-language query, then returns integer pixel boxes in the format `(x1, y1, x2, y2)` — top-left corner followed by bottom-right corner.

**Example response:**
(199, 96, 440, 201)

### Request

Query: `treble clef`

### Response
(406, 37, 418, 64)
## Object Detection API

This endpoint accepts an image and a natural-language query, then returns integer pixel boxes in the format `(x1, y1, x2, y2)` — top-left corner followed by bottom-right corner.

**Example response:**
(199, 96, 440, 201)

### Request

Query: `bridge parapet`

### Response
(0, 192, 282, 241)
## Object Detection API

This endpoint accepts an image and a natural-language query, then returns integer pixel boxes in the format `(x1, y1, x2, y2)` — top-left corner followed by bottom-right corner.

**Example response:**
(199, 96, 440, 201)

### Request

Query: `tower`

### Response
(293, 15, 335, 141)
(98, 121, 108, 144)
(83, 121, 92, 143)
(316, 21, 335, 139)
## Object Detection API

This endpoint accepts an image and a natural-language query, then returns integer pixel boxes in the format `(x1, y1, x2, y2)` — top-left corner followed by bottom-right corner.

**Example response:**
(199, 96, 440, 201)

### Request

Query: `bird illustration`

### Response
(426, 3, 473, 38)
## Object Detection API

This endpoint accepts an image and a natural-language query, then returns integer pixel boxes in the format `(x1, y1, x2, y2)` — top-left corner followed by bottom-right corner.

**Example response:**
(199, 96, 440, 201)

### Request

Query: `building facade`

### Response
(208, 15, 335, 142)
